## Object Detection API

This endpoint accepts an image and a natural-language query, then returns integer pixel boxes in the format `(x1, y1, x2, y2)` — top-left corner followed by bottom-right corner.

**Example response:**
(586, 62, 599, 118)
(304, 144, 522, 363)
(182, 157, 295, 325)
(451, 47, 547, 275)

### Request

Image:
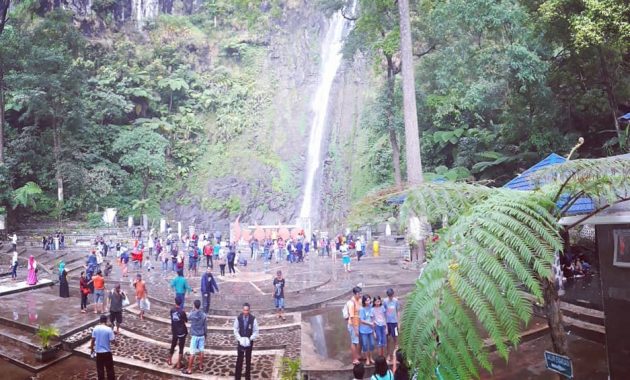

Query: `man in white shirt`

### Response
(233, 303, 259, 380)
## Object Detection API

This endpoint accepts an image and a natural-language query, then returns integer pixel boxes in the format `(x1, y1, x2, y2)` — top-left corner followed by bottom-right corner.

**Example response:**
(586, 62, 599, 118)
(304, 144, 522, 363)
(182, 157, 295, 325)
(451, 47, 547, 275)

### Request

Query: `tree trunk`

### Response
(543, 278, 568, 356)
(397, 0, 423, 185)
(0, 69, 5, 165)
(389, 128, 402, 188)
(52, 119, 63, 202)
(597, 47, 622, 147)
(0, 0, 9, 36)
(385, 55, 402, 188)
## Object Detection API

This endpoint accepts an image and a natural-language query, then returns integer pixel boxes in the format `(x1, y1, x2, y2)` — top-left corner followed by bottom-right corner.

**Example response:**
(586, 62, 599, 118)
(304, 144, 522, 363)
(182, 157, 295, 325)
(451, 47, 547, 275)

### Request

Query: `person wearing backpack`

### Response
(345, 286, 363, 365)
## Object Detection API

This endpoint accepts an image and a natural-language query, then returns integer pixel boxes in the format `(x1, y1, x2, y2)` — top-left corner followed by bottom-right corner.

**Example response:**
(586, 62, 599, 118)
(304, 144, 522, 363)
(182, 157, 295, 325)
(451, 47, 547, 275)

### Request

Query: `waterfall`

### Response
(132, 0, 159, 30)
(298, 5, 355, 220)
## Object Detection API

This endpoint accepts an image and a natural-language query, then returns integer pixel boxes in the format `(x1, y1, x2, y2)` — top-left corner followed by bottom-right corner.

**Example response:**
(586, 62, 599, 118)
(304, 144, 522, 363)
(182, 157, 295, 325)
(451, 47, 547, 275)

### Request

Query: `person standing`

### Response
(373, 296, 387, 358)
(200, 268, 219, 314)
(27, 255, 38, 285)
(273, 270, 286, 321)
(233, 303, 259, 380)
(346, 286, 362, 365)
(10, 251, 18, 281)
(218, 249, 227, 277)
(90, 314, 116, 380)
(383, 288, 401, 362)
(203, 242, 213, 269)
(359, 294, 375, 365)
(59, 261, 70, 298)
(170, 272, 193, 310)
(356, 238, 363, 262)
(227, 247, 236, 277)
(182, 299, 207, 375)
(80, 271, 90, 313)
(89, 271, 106, 314)
(133, 274, 148, 320)
(341, 243, 351, 272)
(108, 284, 125, 334)
(167, 297, 188, 369)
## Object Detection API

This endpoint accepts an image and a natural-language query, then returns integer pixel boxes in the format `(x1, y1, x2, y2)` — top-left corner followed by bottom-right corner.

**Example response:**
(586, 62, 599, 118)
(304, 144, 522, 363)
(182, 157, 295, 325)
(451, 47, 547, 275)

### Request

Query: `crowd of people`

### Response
(346, 286, 409, 380)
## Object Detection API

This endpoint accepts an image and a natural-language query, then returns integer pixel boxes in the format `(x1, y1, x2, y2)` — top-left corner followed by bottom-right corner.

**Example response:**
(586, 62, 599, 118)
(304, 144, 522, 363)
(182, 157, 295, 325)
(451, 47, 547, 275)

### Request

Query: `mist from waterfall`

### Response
(299, 6, 354, 220)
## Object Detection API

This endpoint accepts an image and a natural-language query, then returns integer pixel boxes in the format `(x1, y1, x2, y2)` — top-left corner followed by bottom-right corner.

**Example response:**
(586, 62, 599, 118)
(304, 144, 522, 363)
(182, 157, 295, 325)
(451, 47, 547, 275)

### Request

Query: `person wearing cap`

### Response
(108, 284, 126, 333)
(200, 267, 219, 314)
(90, 314, 116, 380)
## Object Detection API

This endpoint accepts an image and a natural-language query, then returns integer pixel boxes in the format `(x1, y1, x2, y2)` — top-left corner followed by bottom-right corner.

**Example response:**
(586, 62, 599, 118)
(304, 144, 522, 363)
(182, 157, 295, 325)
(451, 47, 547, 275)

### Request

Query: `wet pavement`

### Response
(482, 334, 608, 379)
(0, 231, 613, 379)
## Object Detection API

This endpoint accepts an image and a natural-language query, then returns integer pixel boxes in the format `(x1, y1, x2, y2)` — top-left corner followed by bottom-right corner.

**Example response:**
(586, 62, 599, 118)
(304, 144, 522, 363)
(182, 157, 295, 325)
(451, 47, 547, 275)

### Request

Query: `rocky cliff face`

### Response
(52, 0, 371, 232)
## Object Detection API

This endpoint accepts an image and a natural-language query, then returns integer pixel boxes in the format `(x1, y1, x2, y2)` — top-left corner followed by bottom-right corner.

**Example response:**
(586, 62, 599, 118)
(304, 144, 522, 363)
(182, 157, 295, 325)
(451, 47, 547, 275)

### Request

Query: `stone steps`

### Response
(73, 329, 283, 379)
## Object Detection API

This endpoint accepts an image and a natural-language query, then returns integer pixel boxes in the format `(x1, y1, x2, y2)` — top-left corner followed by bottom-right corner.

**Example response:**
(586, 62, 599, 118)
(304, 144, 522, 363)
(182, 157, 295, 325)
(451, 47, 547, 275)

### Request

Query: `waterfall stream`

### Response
(298, 6, 355, 220)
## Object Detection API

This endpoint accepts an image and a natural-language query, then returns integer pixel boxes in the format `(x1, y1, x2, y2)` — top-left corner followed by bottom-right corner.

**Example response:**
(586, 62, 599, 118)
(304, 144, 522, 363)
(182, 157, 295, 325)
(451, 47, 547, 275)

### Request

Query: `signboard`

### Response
(544, 351, 573, 378)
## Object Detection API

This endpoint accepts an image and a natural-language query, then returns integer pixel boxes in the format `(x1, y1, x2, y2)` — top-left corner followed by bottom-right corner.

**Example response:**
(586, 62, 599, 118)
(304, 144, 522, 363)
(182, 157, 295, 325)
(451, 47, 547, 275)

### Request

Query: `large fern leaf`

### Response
(400, 188, 561, 380)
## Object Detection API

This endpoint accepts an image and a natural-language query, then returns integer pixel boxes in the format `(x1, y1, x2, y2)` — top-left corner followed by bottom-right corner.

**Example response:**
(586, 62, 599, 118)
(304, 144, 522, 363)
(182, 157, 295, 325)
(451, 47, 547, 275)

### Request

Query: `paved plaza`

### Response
(0, 226, 611, 379)
(0, 227, 421, 379)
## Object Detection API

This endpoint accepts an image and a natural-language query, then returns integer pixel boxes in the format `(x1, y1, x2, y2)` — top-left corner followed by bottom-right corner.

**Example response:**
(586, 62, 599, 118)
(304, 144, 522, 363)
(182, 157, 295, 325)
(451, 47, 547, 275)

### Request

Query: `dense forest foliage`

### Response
(333, 0, 629, 200)
(0, 0, 296, 224)
(0, 0, 628, 225)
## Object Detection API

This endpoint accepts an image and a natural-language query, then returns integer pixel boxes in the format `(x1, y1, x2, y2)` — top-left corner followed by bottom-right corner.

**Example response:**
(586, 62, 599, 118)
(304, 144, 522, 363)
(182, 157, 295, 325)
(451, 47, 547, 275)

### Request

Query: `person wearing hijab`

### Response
(59, 260, 70, 297)
(11, 251, 18, 281)
(27, 255, 37, 285)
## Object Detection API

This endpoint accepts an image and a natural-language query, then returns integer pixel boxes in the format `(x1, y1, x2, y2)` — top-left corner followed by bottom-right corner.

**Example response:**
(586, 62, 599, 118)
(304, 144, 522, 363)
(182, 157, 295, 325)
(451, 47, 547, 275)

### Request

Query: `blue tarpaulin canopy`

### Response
(503, 153, 595, 215)
(618, 113, 630, 121)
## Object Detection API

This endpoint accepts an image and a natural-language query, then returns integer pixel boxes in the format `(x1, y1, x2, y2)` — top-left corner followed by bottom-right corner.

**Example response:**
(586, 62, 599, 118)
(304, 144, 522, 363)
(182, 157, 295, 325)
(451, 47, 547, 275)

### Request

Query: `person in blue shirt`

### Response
(359, 294, 375, 365)
(383, 288, 401, 362)
(170, 273, 193, 309)
(90, 314, 116, 380)
(200, 267, 219, 313)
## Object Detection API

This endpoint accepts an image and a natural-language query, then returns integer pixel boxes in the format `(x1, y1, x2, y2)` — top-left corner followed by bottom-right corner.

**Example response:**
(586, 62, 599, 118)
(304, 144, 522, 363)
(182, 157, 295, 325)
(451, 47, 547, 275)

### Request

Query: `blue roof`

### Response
(503, 153, 595, 215)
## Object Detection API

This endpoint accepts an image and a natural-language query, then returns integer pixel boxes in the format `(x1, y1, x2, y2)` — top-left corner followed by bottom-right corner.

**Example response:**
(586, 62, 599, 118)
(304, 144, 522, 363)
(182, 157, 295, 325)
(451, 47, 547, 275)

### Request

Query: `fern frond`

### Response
(400, 187, 561, 379)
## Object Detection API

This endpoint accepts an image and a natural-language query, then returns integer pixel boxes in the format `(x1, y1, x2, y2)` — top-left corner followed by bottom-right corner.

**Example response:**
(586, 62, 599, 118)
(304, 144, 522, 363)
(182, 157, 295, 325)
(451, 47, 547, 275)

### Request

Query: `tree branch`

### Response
(552, 170, 578, 204)
(414, 44, 436, 59)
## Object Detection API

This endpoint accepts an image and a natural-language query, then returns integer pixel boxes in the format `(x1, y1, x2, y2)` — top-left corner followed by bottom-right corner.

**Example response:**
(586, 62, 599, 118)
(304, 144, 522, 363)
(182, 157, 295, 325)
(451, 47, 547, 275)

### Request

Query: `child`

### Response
(373, 296, 387, 358)
(359, 294, 375, 365)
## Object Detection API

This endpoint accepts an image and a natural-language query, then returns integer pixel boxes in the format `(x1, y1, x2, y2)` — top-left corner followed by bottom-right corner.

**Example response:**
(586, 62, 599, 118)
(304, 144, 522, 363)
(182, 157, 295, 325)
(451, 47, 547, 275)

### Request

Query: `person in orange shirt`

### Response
(133, 274, 148, 320)
(347, 286, 362, 365)
(89, 270, 106, 314)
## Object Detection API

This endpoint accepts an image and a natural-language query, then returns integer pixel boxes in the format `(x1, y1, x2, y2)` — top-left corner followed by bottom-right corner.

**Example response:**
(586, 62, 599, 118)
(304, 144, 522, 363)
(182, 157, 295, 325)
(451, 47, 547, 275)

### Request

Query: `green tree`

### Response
(112, 123, 168, 204)
(7, 11, 86, 205)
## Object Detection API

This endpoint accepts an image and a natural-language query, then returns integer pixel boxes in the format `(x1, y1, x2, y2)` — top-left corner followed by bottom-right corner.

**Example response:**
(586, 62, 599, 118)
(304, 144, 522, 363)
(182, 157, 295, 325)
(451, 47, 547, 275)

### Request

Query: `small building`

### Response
(560, 199, 630, 379)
